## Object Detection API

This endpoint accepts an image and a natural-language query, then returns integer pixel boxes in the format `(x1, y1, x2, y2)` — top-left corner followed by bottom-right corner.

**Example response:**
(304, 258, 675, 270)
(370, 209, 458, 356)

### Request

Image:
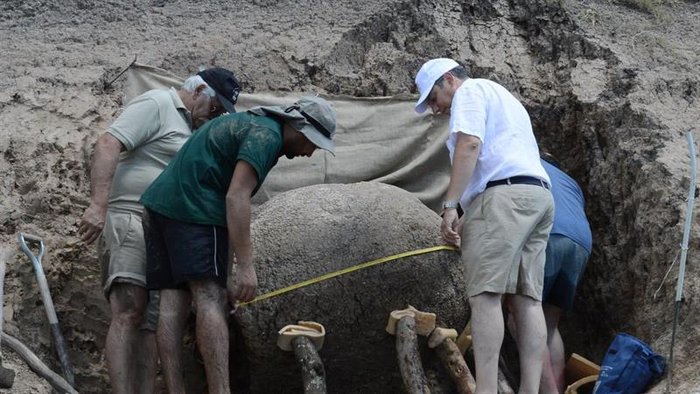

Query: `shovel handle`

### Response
(0, 254, 7, 355)
(50, 323, 75, 387)
(18, 233, 43, 243)
(17, 233, 45, 261)
(16, 233, 74, 386)
(17, 232, 56, 323)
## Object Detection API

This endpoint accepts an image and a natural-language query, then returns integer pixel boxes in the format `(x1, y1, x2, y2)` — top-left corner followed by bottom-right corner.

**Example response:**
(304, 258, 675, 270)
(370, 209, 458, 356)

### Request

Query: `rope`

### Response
(238, 245, 459, 307)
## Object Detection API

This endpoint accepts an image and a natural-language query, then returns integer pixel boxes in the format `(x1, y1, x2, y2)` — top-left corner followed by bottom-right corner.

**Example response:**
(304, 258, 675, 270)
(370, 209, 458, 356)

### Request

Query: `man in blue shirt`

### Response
(539, 153, 592, 393)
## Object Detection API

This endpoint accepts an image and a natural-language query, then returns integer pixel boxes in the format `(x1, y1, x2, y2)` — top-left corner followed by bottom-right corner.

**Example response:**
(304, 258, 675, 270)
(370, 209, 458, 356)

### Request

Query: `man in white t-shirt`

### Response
(78, 67, 240, 394)
(414, 58, 554, 393)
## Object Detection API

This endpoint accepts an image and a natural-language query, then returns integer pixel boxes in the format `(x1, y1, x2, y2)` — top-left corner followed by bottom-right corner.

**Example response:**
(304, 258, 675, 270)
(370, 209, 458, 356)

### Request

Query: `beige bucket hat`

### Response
(248, 96, 337, 154)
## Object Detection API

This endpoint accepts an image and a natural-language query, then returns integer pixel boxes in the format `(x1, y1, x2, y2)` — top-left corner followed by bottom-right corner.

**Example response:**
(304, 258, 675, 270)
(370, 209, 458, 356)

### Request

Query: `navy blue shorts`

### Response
(142, 208, 228, 290)
(542, 234, 590, 310)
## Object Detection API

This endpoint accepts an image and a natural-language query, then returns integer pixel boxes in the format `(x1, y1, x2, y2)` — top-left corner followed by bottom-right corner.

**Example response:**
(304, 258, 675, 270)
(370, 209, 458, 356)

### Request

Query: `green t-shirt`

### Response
(140, 112, 282, 227)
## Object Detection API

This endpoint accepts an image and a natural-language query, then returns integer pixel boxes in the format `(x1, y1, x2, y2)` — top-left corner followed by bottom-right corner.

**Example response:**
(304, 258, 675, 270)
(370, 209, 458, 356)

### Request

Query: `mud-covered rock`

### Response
(235, 182, 467, 392)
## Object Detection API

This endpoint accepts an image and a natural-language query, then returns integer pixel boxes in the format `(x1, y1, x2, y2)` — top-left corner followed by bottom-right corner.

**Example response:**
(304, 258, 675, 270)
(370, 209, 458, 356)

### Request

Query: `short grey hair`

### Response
(181, 75, 216, 97)
(435, 65, 469, 88)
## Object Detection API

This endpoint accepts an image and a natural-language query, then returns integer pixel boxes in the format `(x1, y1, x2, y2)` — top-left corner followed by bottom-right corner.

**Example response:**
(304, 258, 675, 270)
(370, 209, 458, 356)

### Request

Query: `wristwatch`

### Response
(442, 200, 460, 210)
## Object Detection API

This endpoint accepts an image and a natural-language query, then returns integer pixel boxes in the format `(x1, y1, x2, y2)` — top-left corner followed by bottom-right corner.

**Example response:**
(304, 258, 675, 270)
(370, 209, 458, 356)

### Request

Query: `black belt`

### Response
(486, 176, 549, 190)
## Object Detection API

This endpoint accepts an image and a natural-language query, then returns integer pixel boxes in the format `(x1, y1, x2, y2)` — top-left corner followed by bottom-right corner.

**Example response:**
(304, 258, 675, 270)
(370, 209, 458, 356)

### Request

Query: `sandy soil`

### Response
(1, 0, 699, 392)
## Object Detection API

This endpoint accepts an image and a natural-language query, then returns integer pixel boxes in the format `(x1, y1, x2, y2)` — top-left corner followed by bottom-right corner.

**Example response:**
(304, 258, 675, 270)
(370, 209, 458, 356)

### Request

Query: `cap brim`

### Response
(414, 85, 432, 114)
(217, 93, 237, 114)
(299, 123, 335, 156)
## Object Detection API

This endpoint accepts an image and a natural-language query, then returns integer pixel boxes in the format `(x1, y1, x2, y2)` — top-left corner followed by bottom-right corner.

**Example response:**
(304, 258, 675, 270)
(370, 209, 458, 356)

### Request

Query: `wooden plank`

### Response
(565, 375, 598, 394)
(565, 353, 600, 384)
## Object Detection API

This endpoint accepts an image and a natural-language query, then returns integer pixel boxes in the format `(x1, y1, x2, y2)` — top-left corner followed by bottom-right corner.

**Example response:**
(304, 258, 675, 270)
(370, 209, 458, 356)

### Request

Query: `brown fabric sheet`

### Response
(125, 63, 450, 211)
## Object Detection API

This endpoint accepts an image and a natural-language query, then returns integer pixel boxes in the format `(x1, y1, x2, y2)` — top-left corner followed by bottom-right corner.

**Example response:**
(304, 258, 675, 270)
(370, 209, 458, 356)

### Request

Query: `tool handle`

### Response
(17, 232, 45, 261)
(0, 257, 6, 355)
(2, 332, 76, 393)
(50, 323, 75, 387)
(17, 232, 57, 323)
(36, 272, 59, 324)
(18, 233, 43, 243)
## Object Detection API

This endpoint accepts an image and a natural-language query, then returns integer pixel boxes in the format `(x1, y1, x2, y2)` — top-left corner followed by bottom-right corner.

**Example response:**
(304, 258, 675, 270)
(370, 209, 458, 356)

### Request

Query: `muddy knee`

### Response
(109, 283, 149, 325)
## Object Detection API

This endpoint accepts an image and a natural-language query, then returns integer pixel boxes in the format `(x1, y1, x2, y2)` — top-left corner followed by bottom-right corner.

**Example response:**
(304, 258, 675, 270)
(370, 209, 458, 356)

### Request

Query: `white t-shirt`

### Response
(446, 78, 549, 207)
(107, 88, 193, 214)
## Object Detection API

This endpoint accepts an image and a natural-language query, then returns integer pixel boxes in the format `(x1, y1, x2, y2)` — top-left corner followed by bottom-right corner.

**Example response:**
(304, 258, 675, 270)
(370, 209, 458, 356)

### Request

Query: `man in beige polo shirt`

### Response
(78, 67, 240, 394)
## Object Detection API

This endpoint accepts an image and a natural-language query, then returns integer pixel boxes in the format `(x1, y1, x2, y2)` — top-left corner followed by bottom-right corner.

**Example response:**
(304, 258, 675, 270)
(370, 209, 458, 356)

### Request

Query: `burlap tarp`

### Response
(124, 63, 450, 211)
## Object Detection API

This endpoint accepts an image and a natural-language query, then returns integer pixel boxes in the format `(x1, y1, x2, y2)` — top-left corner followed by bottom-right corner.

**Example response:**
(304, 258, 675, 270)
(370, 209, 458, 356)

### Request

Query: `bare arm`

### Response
(442, 133, 481, 246)
(225, 160, 259, 303)
(78, 133, 125, 244)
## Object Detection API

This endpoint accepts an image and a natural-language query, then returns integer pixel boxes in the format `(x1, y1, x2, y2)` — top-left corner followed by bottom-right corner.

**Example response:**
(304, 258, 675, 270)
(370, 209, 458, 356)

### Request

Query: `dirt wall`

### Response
(1, 0, 699, 392)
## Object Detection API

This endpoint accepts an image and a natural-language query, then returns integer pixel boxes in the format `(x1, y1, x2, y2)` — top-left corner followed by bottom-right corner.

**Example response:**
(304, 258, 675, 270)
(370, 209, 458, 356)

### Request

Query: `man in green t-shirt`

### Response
(140, 96, 336, 393)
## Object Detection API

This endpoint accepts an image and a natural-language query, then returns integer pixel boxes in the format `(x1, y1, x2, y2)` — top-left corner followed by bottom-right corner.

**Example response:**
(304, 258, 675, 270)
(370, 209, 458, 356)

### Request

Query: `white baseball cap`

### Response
(414, 58, 460, 113)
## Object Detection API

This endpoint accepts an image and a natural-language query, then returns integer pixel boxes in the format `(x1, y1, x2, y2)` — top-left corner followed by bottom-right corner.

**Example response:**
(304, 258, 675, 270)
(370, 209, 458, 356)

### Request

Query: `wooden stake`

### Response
(396, 315, 431, 394)
(455, 320, 472, 354)
(434, 338, 475, 394)
(278, 321, 327, 393)
(0, 248, 16, 389)
(292, 336, 326, 394)
(1, 332, 77, 394)
(386, 307, 436, 336)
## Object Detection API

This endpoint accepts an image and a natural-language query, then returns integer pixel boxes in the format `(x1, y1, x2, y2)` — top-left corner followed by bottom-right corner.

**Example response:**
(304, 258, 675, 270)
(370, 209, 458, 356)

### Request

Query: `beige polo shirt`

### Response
(107, 88, 193, 214)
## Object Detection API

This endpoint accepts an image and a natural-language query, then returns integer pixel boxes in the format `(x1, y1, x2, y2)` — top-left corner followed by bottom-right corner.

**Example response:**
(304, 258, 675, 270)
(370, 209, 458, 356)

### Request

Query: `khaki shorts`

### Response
(460, 184, 554, 300)
(98, 210, 159, 330)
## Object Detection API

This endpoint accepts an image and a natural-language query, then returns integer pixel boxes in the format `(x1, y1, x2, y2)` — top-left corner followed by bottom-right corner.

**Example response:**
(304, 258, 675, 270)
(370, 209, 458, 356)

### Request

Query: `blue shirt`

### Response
(542, 160, 592, 254)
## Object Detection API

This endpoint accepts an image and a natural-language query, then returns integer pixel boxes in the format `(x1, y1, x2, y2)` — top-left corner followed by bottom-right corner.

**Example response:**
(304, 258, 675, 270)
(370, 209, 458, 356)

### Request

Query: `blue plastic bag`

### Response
(593, 332, 666, 394)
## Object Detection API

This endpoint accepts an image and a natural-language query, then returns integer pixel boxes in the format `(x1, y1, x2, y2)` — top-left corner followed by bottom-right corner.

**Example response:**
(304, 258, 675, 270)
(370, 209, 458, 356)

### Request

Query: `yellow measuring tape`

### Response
(239, 244, 459, 307)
